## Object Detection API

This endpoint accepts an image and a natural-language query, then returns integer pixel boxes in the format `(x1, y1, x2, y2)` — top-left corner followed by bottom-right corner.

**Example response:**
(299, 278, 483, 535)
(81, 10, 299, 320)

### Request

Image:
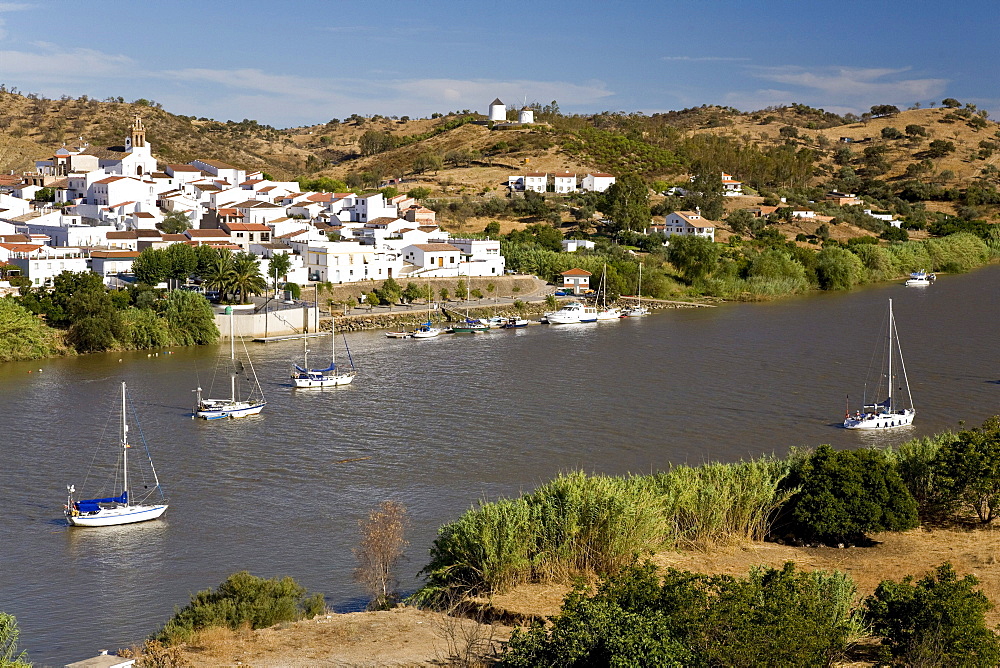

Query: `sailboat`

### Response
(291, 317, 356, 387)
(595, 264, 622, 321)
(65, 381, 168, 527)
(623, 263, 649, 317)
(843, 299, 915, 430)
(194, 306, 266, 419)
(450, 262, 489, 333)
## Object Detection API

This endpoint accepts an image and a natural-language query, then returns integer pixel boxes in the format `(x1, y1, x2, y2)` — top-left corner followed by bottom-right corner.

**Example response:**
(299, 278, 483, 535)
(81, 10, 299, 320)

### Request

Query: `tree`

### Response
(864, 563, 1000, 667)
(881, 126, 904, 140)
(407, 186, 432, 199)
(815, 246, 864, 290)
(267, 252, 292, 285)
(229, 252, 266, 304)
(942, 98, 961, 108)
(131, 247, 169, 286)
(484, 221, 500, 236)
(545, 294, 558, 310)
(353, 501, 408, 610)
(164, 242, 197, 285)
(725, 209, 755, 235)
(35, 187, 54, 202)
(905, 124, 928, 137)
(163, 290, 218, 346)
(201, 250, 235, 301)
(779, 125, 799, 139)
(780, 444, 919, 544)
(0, 612, 29, 667)
(928, 139, 956, 158)
(158, 210, 192, 234)
(470, 288, 483, 301)
(870, 104, 901, 118)
(667, 234, 719, 283)
(599, 174, 650, 232)
(930, 417, 1000, 523)
(439, 287, 450, 302)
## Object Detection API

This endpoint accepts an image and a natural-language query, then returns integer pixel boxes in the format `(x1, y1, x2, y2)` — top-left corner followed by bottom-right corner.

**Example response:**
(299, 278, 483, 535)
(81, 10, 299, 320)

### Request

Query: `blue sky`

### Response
(0, 0, 997, 128)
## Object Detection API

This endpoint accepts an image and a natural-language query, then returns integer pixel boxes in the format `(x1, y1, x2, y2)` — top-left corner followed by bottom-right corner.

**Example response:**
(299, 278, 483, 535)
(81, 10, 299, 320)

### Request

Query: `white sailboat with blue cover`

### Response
(65, 381, 168, 527)
(292, 317, 357, 387)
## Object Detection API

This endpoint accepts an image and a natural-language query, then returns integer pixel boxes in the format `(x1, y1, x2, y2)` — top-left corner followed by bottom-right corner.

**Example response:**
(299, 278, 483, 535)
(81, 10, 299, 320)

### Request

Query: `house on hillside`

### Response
(721, 172, 743, 196)
(552, 173, 577, 194)
(524, 173, 547, 194)
(648, 210, 716, 242)
(580, 173, 615, 193)
(561, 268, 592, 294)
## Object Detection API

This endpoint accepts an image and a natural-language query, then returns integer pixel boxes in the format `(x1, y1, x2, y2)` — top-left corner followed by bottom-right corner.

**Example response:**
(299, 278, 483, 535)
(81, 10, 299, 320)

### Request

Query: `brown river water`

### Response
(1, 265, 997, 665)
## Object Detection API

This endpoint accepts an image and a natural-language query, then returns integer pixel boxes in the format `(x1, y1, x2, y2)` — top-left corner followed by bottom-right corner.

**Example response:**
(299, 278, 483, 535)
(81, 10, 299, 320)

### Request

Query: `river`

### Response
(1, 265, 998, 666)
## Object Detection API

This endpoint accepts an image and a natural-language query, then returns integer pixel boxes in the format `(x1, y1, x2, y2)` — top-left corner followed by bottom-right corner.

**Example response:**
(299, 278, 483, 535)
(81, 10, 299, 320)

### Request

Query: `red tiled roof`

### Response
(562, 268, 592, 276)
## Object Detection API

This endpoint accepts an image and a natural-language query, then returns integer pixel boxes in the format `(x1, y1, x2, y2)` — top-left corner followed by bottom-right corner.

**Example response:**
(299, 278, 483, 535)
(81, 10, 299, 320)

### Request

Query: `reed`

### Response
(416, 460, 791, 603)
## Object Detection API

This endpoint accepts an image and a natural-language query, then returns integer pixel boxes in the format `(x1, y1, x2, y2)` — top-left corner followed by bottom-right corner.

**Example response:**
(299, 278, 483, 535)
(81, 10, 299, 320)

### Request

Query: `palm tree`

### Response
(201, 250, 235, 301)
(230, 252, 267, 304)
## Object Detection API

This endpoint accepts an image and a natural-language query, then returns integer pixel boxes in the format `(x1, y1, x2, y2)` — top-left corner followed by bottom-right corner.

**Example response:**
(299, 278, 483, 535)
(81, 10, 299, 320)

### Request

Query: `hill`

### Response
(2, 90, 999, 230)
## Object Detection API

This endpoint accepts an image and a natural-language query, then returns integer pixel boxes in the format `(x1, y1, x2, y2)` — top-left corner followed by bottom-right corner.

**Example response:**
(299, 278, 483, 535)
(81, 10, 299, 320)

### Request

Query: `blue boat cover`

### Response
(293, 363, 336, 374)
(77, 491, 127, 512)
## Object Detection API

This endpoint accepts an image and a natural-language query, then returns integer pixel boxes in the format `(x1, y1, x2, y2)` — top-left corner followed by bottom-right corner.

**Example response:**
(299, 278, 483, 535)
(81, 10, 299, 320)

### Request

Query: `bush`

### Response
(779, 445, 919, 544)
(155, 571, 325, 645)
(0, 296, 68, 361)
(930, 416, 1000, 523)
(865, 563, 1000, 667)
(815, 246, 864, 290)
(282, 282, 301, 299)
(500, 562, 857, 667)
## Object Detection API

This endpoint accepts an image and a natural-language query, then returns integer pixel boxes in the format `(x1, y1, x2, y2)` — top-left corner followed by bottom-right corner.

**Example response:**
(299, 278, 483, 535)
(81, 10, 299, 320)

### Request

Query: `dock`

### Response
(254, 332, 329, 343)
(618, 296, 716, 308)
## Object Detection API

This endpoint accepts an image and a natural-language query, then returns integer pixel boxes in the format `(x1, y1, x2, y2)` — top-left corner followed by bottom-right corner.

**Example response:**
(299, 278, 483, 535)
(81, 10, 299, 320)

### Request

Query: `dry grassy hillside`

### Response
(3, 90, 998, 214)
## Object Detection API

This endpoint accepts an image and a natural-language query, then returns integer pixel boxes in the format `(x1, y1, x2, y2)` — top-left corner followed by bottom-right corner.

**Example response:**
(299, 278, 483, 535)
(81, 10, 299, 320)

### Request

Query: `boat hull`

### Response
(292, 373, 355, 388)
(196, 400, 266, 419)
(597, 309, 622, 321)
(411, 328, 442, 338)
(67, 504, 168, 527)
(844, 409, 915, 430)
(905, 278, 930, 287)
(622, 307, 649, 317)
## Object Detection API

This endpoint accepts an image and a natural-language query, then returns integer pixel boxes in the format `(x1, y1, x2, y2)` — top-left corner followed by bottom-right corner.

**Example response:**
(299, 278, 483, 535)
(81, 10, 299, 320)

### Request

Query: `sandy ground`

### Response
(167, 526, 1000, 666)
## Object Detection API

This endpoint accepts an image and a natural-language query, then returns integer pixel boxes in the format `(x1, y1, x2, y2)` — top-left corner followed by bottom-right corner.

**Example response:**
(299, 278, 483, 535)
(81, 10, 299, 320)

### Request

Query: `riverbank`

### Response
(162, 526, 1000, 667)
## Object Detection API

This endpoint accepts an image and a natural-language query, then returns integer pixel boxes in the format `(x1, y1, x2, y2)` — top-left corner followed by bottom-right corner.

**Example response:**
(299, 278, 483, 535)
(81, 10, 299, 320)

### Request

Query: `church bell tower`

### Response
(126, 115, 146, 151)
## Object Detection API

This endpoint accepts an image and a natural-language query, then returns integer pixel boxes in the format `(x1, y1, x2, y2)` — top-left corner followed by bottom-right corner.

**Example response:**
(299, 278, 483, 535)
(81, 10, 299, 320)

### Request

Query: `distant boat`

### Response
(500, 317, 529, 329)
(65, 381, 168, 527)
(291, 317, 356, 388)
(546, 301, 598, 324)
(905, 270, 935, 287)
(411, 321, 443, 338)
(194, 306, 266, 419)
(844, 299, 915, 430)
(595, 263, 622, 321)
(451, 268, 489, 332)
(623, 263, 649, 317)
(385, 330, 412, 339)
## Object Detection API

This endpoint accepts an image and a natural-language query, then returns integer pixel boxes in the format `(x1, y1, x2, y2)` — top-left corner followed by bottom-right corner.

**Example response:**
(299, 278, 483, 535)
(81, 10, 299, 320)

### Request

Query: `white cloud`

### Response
(0, 44, 136, 83)
(750, 65, 947, 106)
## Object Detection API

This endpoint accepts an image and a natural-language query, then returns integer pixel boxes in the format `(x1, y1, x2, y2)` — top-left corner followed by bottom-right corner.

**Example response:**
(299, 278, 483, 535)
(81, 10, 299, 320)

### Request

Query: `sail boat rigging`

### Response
(843, 299, 915, 430)
(623, 263, 648, 317)
(596, 263, 622, 321)
(195, 306, 266, 419)
(65, 381, 168, 527)
(450, 256, 489, 333)
(291, 316, 357, 387)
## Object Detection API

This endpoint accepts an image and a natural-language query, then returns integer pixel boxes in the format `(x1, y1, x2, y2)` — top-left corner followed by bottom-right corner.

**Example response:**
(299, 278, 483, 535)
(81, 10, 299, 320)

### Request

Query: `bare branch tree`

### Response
(353, 501, 408, 610)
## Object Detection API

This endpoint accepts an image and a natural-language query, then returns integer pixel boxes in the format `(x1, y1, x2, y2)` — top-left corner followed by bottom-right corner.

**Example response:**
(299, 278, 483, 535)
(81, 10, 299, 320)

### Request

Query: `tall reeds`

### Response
(416, 459, 790, 603)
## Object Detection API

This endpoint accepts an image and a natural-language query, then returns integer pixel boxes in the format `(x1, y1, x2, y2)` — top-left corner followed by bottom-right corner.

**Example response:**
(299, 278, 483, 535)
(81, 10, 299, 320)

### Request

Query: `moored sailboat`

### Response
(291, 317, 356, 387)
(65, 381, 168, 527)
(194, 306, 266, 419)
(843, 299, 915, 430)
(622, 263, 649, 317)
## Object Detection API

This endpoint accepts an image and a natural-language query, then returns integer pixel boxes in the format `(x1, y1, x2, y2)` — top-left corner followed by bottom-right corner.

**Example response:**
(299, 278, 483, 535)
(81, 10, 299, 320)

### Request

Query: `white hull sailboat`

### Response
(844, 299, 915, 430)
(595, 263, 622, 321)
(65, 382, 168, 527)
(195, 306, 265, 419)
(623, 263, 649, 317)
(904, 270, 935, 287)
(411, 321, 443, 338)
(292, 317, 356, 388)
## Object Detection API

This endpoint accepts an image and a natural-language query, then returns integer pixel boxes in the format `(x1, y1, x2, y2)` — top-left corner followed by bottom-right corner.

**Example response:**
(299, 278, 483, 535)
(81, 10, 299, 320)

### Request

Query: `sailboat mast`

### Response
(331, 317, 337, 367)
(229, 307, 236, 404)
(887, 299, 893, 411)
(121, 381, 128, 502)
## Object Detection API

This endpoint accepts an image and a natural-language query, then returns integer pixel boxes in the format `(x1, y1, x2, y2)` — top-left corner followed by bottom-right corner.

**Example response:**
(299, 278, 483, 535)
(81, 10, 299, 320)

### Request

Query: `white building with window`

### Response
(524, 173, 547, 193)
(649, 210, 716, 242)
(580, 173, 616, 193)
(304, 240, 401, 283)
(552, 173, 577, 194)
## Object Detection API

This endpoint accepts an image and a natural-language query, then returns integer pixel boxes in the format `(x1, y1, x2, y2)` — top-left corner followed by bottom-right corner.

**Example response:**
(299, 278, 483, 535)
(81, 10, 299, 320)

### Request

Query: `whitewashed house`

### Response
(552, 173, 577, 194)
(447, 238, 505, 276)
(304, 240, 402, 283)
(7, 246, 89, 286)
(89, 250, 140, 285)
(524, 173, 547, 193)
(721, 172, 744, 197)
(401, 243, 462, 276)
(580, 173, 616, 193)
(561, 239, 595, 252)
(561, 268, 592, 294)
(190, 159, 246, 188)
(650, 210, 717, 242)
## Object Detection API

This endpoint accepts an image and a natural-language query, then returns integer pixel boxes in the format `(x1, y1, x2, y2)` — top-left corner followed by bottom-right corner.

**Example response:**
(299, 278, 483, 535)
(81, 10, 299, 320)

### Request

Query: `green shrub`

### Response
(779, 445, 918, 544)
(0, 612, 29, 667)
(500, 562, 857, 667)
(815, 246, 864, 290)
(884, 432, 955, 519)
(282, 281, 301, 299)
(930, 416, 1000, 523)
(0, 296, 68, 361)
(865, 563, 1000, 667)
(155, 571, 325, 645)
